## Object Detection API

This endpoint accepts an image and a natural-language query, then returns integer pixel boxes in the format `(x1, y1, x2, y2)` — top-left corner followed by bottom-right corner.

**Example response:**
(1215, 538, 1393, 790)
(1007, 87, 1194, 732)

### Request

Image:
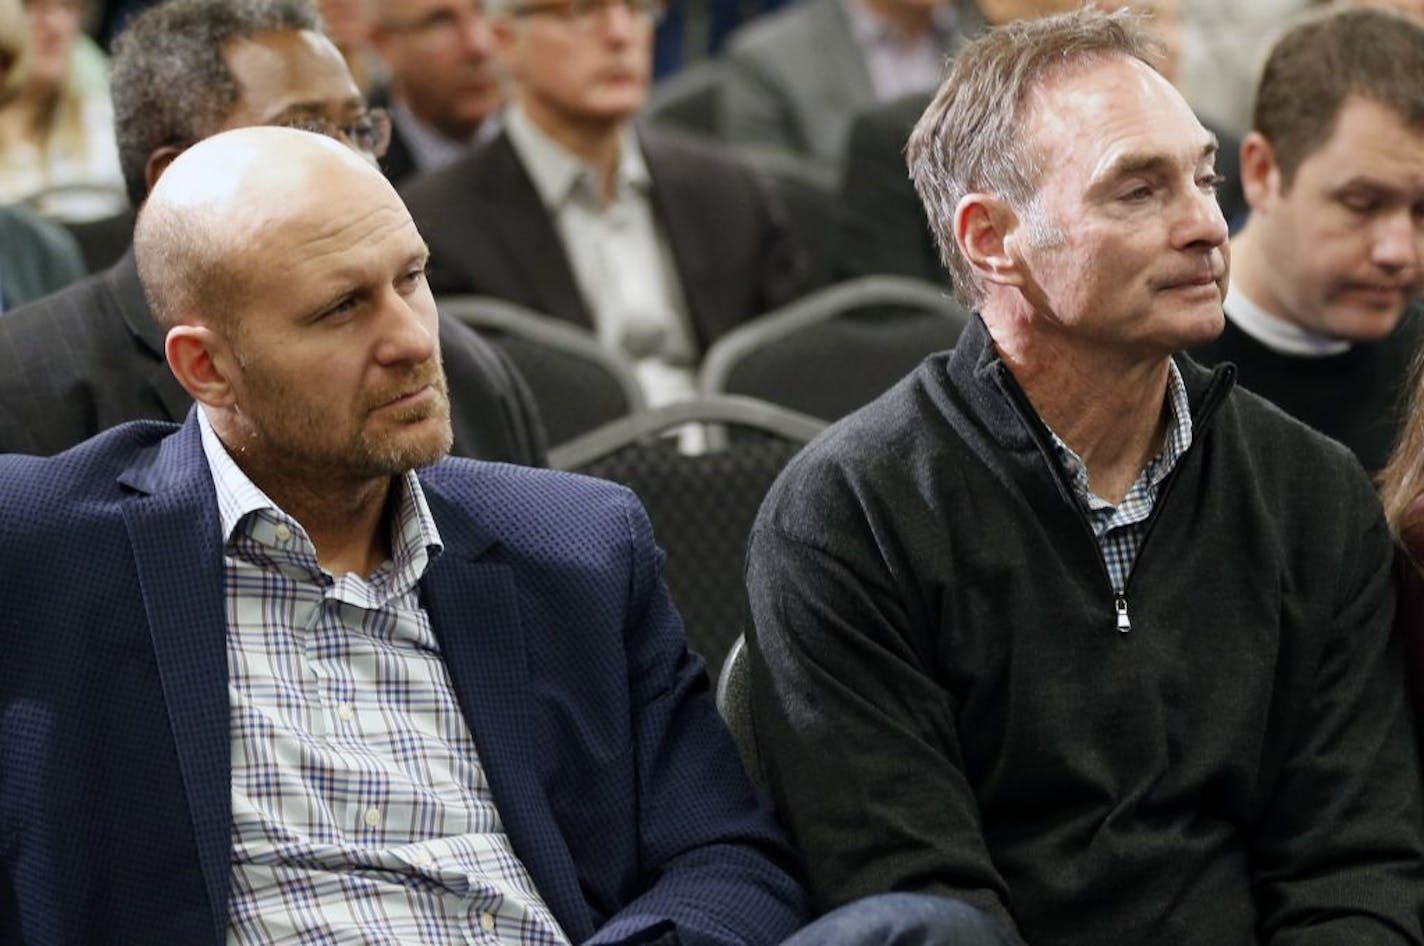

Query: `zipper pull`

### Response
(1114, 594, 1131, 633)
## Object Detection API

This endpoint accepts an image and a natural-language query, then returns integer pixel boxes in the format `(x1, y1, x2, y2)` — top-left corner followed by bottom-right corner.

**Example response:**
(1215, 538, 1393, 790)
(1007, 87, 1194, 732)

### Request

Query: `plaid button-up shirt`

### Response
(1048, 361, 1193, 596)
(198, 412, 570, 945)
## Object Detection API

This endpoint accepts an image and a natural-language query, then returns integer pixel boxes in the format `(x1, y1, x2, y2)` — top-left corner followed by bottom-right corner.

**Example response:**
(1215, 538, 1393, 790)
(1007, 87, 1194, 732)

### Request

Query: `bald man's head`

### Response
(134, 125, 400, 336)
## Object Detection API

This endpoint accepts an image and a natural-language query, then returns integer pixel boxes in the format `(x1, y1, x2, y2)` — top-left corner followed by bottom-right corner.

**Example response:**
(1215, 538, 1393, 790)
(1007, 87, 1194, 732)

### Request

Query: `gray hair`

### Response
(906, 8, 1163, 307)
(110, 0, 323, 207)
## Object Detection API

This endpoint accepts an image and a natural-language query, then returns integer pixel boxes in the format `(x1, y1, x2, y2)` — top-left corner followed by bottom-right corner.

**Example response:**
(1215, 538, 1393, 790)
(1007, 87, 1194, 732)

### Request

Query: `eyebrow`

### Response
(264, 98, 366, 123)
(1095, 138, 1220, 187)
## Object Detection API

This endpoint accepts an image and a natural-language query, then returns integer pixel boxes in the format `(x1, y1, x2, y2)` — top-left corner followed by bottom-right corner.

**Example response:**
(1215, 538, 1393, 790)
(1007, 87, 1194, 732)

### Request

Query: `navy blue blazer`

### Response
(0, 415, 805, 945)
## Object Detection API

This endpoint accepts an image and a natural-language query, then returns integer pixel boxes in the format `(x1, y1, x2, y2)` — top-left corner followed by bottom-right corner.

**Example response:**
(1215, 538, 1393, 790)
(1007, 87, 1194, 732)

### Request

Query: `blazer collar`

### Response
(118, 433, 590, 942)
(416, 481, 593, 940)
(117, 413, 233, 944)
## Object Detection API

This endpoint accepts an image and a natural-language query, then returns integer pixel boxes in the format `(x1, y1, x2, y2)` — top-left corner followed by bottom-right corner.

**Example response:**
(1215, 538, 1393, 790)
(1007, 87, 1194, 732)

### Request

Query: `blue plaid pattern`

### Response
(198, 414, 570, 945)
(1048, 362, 1193, 594)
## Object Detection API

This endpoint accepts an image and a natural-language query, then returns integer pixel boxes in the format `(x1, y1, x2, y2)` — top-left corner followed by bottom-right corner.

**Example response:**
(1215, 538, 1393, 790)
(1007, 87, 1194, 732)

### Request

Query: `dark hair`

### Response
(906, 8, 1162, 306)
(110, 0, 322, 207)
(1254, 6, 1424, 189)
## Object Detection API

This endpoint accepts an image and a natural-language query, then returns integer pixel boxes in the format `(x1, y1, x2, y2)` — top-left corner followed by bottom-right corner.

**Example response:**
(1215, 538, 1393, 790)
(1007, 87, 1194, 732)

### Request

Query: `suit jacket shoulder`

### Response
(0, 251, 188, 456)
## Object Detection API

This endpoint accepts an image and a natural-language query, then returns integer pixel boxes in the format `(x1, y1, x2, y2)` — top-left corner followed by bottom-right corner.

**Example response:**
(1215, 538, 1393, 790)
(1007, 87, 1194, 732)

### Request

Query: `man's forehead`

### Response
(221, 28, 362, 126)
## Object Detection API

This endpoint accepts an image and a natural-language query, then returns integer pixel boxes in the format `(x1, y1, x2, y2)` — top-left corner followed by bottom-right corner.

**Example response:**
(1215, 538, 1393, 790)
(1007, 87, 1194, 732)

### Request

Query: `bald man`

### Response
(0, 125, 808, 945)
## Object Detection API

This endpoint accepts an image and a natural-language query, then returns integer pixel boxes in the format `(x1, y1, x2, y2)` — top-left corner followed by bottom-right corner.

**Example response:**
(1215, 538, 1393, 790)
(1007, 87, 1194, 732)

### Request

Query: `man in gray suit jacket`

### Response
(0, 0, 545, 465)
(719, 0, 985, 175)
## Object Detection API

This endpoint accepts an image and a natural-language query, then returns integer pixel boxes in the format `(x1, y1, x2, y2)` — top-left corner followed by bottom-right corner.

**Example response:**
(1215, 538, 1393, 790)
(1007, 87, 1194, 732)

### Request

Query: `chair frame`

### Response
(698, 274, 967, 400)
(548, 394, 825, 470)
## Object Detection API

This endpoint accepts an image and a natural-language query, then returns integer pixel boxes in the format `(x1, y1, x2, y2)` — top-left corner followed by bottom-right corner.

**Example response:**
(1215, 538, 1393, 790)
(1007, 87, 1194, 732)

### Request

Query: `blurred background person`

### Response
(368, 0, 504, 183)
(317, 0, 384, 94)
(718, 0, 985, 180)
(0, 0, 124, 221)
(0, 0, 85, 311)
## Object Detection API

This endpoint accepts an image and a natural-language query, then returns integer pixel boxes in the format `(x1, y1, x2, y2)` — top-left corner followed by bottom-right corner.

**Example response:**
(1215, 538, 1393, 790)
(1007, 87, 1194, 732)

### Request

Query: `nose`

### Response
(374, 289, 439, 368)
(1370, 207, 1422, 274)
(456, 5, 494, 55)
(1172, 182, 1229, 253)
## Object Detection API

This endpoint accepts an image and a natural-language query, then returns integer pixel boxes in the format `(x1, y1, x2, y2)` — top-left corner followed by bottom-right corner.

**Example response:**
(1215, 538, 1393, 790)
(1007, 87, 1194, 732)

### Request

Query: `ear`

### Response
(165, 324, 239, 408)
(144, 145, 187, 198)
(955, 192, 1024, 289)
(1238, 131, 1281, 213)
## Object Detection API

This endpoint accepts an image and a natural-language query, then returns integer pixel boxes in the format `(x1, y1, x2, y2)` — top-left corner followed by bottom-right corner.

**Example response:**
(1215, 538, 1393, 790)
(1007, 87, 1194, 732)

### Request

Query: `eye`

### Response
(1339, 191, 1381, 215)
(1121, 185, 1154, 203)
(396, 266, 427, 293)
(318, 294, 360, 322)
(1197, 172, 1222, 193)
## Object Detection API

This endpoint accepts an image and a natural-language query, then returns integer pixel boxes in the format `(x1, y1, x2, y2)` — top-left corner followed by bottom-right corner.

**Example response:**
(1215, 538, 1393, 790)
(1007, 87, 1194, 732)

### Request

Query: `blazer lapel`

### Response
(418, 487, 592, 942)
(118, 417, 233, 944)
(473, 135, 592, 329)
(110, 250, 194, 421)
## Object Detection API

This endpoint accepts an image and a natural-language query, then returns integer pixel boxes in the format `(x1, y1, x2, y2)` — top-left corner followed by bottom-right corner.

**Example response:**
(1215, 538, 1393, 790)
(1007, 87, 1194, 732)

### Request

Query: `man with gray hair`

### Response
(745, 8, 1424, 944)
(0, 0, 545, 465)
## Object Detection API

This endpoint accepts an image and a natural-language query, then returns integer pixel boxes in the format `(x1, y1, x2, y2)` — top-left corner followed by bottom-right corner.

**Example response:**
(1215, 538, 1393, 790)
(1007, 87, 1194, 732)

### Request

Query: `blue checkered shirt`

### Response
(197, 413, 570, 946)
(1047, 361, 1193, 595)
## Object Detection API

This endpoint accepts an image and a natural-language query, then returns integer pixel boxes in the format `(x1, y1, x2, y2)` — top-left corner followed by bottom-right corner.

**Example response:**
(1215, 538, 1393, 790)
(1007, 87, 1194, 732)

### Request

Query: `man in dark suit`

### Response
(368, 0, 505, 184)
(0, 122, 1009, 946)
(400, 0, 807, 398)
(0, 0, 545, 465)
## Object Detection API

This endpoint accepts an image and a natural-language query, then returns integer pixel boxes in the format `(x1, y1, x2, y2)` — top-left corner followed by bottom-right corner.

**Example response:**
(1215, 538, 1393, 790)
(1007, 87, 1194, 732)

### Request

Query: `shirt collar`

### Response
(389, 99, 501, 174)
(504, 103, 650, 210)
(197, 408, 443, 590)
(1048, 359, 1194, 510)
(1224, 282, 1351, 358)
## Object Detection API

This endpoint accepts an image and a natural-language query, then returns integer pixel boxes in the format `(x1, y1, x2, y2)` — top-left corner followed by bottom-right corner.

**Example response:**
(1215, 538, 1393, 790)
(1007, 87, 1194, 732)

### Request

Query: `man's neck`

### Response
(261, 475, 395, 578)
(518, 96, 629, 204)
(991, 317, 1173, 506)
(1227, 224, 1352, 355)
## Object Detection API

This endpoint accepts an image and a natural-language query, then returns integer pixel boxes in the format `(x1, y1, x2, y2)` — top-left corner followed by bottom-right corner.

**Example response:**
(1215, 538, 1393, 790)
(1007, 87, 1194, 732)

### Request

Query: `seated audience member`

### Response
(0, 0, 125, 220)
(745, 9, 1424, 944)
(1193, 6, 1424, 473)
(0, 121, 1022, 946)
(719, 0, 986, 176)
(401, 0, 807, 406)
(0, 0, 545, 465)
(0, 0, 85, 307)
(837, 0, 1246, 284)
(316, 0, 383, 94)
(0, 201, 83, 308)
(368, 0, 504, 183)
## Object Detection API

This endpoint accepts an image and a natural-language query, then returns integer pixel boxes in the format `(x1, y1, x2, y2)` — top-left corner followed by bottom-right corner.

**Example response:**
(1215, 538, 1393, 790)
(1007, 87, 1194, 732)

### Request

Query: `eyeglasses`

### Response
(277, 108, 393, 160)
(510, 0, 666, 29)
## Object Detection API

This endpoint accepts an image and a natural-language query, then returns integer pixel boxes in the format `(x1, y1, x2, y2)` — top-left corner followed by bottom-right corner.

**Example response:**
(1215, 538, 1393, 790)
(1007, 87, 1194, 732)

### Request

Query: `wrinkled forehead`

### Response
(220, 29, 364, 128)
(1019, 55, 1207, 178)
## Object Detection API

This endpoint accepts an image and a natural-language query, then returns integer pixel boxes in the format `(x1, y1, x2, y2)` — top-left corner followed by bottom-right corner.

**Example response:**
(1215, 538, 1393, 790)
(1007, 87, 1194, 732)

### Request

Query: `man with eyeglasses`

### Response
(0, 0, 546, 467)
(401, 0, 809, 408)
(368, 0, 505, 184)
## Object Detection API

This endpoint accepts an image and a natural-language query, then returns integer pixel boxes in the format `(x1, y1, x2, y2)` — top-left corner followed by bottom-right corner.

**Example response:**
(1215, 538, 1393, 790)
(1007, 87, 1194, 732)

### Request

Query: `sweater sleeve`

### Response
(1251, 470, 1424, 945)
(744, 469, 1024, 942)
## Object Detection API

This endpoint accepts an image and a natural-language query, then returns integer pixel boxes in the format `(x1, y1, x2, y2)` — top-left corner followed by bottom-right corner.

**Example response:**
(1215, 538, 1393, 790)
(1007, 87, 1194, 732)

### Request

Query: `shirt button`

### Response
(363, 807, 381, 828)
(336, 703, 354, 721)
(480, 913, 495, 932)
(274, 523, 292, 542)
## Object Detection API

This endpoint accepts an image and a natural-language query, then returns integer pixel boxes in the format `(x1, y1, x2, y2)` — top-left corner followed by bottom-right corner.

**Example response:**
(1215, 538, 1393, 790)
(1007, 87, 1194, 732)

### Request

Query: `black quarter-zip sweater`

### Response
(746, 315, 1424, 945)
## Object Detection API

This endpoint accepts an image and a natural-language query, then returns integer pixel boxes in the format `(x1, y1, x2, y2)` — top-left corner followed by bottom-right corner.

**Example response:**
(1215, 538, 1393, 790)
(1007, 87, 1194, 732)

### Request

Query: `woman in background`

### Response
(0, 0, 123, 221)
